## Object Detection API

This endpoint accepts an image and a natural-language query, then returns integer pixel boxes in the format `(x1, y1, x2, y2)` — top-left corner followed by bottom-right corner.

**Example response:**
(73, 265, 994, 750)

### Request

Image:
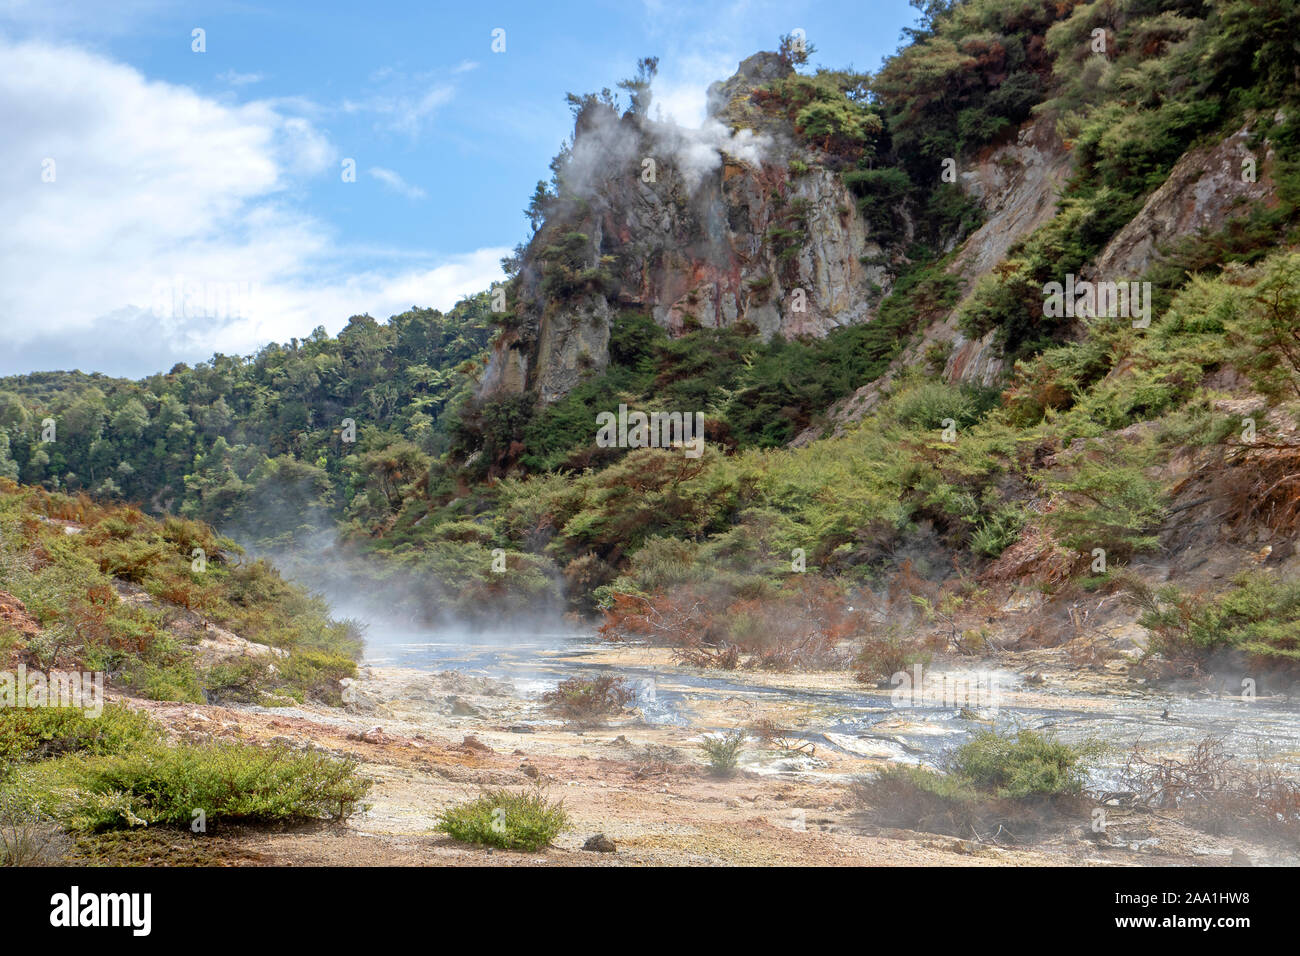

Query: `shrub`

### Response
(1043, 449, 1166, 558)
(843, 167, 911, 241)
(119, 659, 205, 704)
(12, 742, 371, 832)
(278, 649, 357, 705)
(601, 576, 856, 671)
(0, 705, 159, 765)
(699, 729, 746, 775)
(949, 729, 1100, 800)
(0, 795, 67, 866)
(436, 786, 568, 851)
(889, 380, 997, 432)
(1130, 571, 1300, 676)
(203, 656, 274, 704)
(969, 506, 1027, 558)
(853, 634, 930, 683)
(854, 729, 1101, 838)
(540, 675, 636, 721)
(853, 764, 986, 832)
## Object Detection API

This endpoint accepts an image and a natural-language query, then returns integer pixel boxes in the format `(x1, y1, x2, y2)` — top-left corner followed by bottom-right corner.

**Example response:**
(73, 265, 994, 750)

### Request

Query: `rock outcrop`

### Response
(937, 115, 1073, 387)
(792, 115, 1072, 443)
(480, 55, 890, 407)
(1088, 119, 1278, 280)
(792, 112, 1282, 445)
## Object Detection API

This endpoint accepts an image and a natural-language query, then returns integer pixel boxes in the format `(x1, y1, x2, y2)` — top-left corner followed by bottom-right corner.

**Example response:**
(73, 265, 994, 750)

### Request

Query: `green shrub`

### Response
(843, 167, 911, 241)
(699, 729, 746, 775)
(949, 729, 1100, 799)
(1134, 572, 1300, 673)
(854, 729, 1102, 837)
(119, 660, 205, 704)
(203, 656, 273, 704)
(889, 381, 998, 432)
(278, 649, 357, 705)
(14, 742, 371, 832)
(1042, 448, 1166, 558)
(969, 506, 1027, 558)
(436, 786, 568, 851)
(0, 705, 159, 765)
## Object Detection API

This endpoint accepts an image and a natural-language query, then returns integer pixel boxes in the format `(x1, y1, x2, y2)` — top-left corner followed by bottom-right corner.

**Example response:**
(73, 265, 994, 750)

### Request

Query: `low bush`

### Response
(854, 729, 1101, 838)
(699, 729, 746, 775)
(601, 576, 858, 672)
(202, 656, 274, 704)
(540, 675, 636, 721)
(853, 634, 931, 683)
(435, 786, 568, 851)
(278, 649, 357, 705)
(0, 705, 159, 766)
(1128, 571, 1300, 677)
(8, 741, 371, 832)
(1042, 448, 1166, 558)
(0, 797, 68, 866)
(950, 729, 1100, 800)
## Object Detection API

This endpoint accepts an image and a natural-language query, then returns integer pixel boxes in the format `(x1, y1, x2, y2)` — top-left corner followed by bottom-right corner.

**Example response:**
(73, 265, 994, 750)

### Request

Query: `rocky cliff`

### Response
(791, 114, 1072, 442)
(480, 54, 891, 406)
(792, 110, 1285, 443)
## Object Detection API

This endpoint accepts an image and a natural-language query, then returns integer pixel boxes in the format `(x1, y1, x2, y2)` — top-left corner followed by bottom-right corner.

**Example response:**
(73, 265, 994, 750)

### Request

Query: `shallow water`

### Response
(366, 630, 1300, 787)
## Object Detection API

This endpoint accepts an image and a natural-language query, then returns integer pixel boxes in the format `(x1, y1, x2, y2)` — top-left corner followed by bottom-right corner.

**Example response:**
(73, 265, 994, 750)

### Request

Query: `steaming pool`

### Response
(360, 628, 1300, 790)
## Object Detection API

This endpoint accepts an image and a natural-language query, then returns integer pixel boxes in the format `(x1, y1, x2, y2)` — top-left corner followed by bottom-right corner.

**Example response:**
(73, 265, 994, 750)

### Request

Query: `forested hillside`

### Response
(0, 296, 495, 543)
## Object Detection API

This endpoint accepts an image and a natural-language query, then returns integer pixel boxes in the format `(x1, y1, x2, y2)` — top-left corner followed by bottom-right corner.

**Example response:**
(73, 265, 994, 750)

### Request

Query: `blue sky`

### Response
(0, 0, 919, 376)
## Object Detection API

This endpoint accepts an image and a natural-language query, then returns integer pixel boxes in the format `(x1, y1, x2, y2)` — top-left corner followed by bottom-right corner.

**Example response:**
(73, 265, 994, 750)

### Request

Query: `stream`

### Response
(364, 628, 1300, 790)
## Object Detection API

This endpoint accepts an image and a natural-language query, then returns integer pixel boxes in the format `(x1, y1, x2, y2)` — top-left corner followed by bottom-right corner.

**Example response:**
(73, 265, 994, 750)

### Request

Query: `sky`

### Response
(0, 0, 919, 377)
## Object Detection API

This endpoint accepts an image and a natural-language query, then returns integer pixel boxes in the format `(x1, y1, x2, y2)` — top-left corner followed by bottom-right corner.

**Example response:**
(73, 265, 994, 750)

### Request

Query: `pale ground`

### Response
(114, 642, 1294, 867)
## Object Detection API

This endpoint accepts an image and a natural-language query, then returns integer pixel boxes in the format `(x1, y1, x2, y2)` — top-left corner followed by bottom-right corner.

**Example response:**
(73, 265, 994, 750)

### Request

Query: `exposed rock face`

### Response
(481, 67, 1282, 430)
(705, 52, 789, 120)
(953, 117, 1072, 281)
(935, 116, 1073, 388)
(793, 113, 1283, 447)
(1089, 120, 1277, 280)
(480, 57, 889, 407)
(791, 116, 1072, 443)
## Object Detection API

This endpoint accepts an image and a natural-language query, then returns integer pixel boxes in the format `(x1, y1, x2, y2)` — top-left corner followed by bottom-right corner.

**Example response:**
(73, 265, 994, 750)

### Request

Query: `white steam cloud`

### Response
(654, 117, 772, 192)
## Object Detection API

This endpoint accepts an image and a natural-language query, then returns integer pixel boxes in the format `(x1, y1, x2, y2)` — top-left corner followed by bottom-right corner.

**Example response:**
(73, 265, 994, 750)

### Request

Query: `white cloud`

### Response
(343, 82, 455, 136)
(217, 68, 264, 86)
(0, 37, 504, 377)
(452, 59, 479, 74)
(368, 166, 427, 199)
(0, 0, 174, 38)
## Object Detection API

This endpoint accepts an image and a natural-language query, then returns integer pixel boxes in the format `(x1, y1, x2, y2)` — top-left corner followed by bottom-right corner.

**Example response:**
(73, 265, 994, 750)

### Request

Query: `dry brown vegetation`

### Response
(1120, 736, 1300, 841)
(540, 675, 637, 721)
(599, 577, 859, 671)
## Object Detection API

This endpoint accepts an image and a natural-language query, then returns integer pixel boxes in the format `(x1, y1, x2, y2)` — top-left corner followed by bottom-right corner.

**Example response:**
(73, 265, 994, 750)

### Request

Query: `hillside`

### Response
(0, 0, 1296, 677)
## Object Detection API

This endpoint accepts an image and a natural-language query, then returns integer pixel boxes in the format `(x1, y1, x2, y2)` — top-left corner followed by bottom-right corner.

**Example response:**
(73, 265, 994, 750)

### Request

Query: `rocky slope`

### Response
(796, 110, 1286, 443)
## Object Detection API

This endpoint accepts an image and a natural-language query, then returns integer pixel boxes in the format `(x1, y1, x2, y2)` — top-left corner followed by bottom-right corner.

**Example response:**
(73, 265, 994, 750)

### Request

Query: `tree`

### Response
(111, 398, 150, 440)
(0, 431, 18, 480)
(617, 56, 659, 116)
(778, 32, 816, 67)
